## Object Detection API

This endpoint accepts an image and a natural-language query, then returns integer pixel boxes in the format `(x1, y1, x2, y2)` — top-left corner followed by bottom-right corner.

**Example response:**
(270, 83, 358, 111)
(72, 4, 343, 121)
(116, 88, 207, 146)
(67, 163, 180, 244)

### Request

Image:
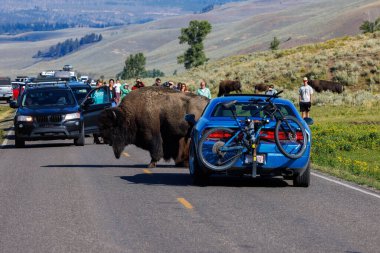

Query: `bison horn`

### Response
(112, 110, 117, 120)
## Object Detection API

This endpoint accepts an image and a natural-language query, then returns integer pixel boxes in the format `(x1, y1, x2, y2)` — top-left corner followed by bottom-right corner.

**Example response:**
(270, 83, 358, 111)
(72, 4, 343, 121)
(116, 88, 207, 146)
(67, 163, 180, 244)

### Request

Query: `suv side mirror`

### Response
(9, 100, 18, 109)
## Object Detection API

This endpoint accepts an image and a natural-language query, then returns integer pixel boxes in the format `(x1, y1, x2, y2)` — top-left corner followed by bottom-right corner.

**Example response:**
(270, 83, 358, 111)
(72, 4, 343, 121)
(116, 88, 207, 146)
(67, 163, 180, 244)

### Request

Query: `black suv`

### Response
(10, 83, 112, 148)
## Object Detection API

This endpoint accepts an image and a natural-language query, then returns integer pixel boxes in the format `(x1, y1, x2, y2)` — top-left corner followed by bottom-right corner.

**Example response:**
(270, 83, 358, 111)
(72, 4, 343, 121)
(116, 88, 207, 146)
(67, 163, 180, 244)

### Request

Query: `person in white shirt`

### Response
(265, 85, 277, 96)
(114, 79, 122, 104)
(196, 80, 211, 99)
(299, 77, 314, 118)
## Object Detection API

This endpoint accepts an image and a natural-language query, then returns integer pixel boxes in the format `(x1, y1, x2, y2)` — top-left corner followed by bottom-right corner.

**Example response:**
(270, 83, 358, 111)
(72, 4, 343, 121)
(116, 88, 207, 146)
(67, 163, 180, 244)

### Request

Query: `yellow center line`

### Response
(143, 169, 153, 175)
(177, 198, 193, 209)
(123, 152, 130, 157)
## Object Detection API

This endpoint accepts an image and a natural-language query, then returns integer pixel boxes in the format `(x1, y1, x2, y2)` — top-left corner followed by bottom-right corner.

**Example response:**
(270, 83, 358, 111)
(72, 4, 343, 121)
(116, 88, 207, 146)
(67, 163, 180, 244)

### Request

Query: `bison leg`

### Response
(147, 135, 164, 168)
(174, 137, 190, 167)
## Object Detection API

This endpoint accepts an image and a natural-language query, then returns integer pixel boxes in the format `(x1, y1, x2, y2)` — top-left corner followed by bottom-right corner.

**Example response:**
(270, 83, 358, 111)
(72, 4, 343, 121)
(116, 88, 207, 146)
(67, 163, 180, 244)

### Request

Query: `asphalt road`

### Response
(0, 129, 379, 252)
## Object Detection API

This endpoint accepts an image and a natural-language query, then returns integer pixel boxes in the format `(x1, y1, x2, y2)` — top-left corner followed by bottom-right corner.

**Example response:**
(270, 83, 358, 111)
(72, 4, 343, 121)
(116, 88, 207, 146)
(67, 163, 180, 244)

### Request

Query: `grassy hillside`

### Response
(171, 32, 380, 99)
(1, 0, 379, 79)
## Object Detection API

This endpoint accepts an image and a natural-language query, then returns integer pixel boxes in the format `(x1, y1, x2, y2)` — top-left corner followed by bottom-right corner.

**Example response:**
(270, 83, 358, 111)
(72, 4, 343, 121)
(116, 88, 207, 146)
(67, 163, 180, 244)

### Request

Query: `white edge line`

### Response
(1, 112, 15, 147)
(311, 172, 380, 200)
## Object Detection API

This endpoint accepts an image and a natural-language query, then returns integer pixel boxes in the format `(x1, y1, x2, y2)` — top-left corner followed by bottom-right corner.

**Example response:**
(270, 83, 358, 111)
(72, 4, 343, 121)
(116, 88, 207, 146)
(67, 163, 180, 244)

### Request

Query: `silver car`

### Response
(0, 77, 12, 102)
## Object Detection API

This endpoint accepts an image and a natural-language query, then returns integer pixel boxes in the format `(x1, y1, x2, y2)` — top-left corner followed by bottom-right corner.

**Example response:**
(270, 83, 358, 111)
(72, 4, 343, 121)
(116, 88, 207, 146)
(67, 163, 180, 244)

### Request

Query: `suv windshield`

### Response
(211, 102, 295, 118)
(21, 89, 76, 107)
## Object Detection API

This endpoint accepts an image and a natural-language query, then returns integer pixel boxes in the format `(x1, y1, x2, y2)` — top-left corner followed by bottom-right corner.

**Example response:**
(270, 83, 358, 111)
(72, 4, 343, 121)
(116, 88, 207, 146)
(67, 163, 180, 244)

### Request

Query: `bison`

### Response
(309, 80, 344, 93)
(99, 87, 209, 168)
(254, 83, 268, 93)
(217, 79, 242, 97)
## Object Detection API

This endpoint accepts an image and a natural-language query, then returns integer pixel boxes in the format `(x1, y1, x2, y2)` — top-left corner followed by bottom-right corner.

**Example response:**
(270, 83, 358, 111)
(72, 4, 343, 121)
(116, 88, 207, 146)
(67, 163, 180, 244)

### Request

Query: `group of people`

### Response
(94, 76, 313, 118)
(151, 78, 211, 99)
(94, 77, 148, 105)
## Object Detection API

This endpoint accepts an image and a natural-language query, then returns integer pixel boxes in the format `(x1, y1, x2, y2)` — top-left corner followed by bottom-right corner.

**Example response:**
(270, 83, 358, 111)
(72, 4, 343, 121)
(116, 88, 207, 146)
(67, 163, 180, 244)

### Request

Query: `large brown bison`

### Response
(217, 79, 242, 97)
(309, 80, 344, 93)
(99, 87, 209, 168)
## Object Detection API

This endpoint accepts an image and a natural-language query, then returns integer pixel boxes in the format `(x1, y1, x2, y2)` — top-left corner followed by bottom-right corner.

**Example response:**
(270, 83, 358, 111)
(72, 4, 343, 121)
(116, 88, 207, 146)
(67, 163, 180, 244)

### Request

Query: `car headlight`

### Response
(17, 115, 33, 122)
(65, 113, 80, 120)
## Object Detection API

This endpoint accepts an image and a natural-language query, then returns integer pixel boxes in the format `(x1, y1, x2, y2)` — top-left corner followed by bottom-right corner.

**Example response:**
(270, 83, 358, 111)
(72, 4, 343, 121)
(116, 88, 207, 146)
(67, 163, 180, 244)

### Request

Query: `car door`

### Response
(82, 86, 112, 134)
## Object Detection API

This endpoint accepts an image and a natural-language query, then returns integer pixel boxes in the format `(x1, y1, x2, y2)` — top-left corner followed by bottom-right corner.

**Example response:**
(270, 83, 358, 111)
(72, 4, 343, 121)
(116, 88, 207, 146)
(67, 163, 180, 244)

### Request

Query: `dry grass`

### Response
(166, 32, 380, 103)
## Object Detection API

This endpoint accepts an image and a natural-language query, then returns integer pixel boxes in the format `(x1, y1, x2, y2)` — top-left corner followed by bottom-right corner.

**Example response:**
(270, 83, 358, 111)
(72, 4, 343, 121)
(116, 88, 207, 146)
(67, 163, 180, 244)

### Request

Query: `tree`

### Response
(177, 20, 212, 69)
(360, 17, 380, 33)
(120, 53, 146, 79)
(270, 36, 280, 50)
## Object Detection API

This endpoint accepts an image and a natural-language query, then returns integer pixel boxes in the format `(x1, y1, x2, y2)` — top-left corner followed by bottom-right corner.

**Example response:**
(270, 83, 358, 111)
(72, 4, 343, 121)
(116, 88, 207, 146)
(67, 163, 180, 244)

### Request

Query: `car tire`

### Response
(74, 123, 85, 146)
(293, 161, 310, 187)
(189, 140, 209, 186)
(15, 136, 25, 148)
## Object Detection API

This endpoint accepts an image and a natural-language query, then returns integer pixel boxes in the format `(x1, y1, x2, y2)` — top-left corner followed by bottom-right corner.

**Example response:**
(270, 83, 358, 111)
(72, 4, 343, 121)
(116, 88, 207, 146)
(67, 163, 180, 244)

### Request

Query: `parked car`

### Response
(186, 94, 313, 187)
(0, 77, 12, 103)
(10, 82, 112, 148)
(80, 76, 89, 83)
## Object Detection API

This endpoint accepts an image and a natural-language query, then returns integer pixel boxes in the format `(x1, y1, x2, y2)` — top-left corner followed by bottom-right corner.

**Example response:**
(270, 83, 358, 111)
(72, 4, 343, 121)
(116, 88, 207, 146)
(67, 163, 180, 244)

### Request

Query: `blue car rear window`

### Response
(211, 102, 295, 118)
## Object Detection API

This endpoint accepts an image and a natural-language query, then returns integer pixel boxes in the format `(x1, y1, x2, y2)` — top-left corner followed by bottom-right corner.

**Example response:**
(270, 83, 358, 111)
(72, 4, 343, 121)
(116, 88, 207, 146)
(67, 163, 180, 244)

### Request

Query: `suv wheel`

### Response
(74, 124, 85, 146)
(15, 136, 25, 148)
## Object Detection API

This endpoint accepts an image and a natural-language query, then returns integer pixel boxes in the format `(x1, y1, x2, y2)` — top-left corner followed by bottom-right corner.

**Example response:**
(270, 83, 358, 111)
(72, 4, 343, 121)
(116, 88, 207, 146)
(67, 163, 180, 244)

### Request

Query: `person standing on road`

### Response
(96, 79, 103, 88)
(299, 77, 314, 118)
(120, 83, 130, 100)
(108, 79, 117, 106)
(132, 78, 145, 90)
(152, 78, 161, 86)
(196, 80, 211, 99)
(180, 83, 189, 93)
(114, 79, 122, 104)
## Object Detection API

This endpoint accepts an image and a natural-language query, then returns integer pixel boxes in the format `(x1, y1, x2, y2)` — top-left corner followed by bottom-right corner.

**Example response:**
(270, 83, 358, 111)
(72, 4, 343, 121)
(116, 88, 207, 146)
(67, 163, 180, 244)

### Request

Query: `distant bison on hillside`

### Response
(217, 79, 242, 97)
(309, 80, 344, 93)
(254, 83, 268, 93)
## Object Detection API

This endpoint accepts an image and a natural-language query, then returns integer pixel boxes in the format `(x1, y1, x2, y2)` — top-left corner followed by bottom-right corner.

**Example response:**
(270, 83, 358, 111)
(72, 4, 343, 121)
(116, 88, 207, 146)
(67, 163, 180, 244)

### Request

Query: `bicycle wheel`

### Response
(275, 115, 307, 159)
(198, 127, 243, 171)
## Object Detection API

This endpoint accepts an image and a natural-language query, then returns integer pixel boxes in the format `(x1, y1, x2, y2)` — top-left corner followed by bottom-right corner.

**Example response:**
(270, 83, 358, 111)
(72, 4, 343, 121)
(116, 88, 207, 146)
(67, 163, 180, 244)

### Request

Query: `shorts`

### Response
(299, 102, 311, 112)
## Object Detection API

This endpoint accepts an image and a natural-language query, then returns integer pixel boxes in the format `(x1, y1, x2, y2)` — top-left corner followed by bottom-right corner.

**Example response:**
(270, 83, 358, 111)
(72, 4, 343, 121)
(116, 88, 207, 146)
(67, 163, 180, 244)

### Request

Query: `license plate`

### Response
(257, 155, 264, 164)
(245, 154, 265, 164)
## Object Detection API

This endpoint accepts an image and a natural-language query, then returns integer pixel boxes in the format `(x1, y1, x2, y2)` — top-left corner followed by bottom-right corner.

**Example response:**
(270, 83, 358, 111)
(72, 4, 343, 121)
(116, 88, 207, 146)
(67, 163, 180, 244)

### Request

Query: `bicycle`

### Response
(197, 90, 308, 174)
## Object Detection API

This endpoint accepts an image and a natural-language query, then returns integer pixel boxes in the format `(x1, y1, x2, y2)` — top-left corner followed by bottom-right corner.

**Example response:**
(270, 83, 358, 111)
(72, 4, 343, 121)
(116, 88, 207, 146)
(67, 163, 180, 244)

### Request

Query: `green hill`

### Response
(171, 32, 380, 101)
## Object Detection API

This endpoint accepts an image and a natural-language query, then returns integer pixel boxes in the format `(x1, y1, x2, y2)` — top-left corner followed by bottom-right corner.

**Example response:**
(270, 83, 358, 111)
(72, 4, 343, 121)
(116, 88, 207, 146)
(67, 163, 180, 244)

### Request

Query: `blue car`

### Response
(186, 93, 313, 187)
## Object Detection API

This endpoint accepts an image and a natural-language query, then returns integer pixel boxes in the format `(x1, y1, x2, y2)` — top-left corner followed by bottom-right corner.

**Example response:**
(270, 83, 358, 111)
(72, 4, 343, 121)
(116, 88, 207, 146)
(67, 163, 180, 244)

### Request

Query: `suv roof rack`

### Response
(26, 81, 68, 89)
